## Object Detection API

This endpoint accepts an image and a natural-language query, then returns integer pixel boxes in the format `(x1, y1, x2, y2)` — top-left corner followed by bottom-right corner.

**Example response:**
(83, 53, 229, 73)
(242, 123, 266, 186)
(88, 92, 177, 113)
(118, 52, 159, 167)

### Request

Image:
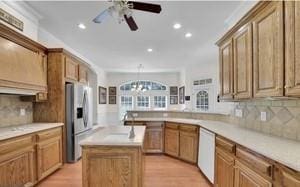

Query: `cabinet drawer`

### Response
(0, 135, 34, 155)
(146, 122, 164, 128)
(125, 121, 145, 126)
(37, 127, 62, 141)
(216, 136, 235, 153)
(236, 147, 272, 177)
(179, 124, 198, 133)
(165, 122, 179, 129)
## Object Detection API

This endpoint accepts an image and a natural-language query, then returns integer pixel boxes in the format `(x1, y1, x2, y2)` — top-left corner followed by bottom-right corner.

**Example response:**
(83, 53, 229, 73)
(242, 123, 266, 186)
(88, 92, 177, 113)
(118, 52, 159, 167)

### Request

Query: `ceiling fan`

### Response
(93, 0, 162, 31)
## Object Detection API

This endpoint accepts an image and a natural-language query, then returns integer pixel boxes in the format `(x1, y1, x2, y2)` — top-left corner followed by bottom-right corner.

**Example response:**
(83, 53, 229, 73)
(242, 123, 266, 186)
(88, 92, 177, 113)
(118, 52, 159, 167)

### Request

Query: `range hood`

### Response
(0, 87, 39, 96)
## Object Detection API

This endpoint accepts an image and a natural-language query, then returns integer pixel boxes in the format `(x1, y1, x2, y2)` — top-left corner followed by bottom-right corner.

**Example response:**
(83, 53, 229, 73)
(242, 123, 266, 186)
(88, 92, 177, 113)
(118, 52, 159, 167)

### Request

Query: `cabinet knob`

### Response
(276, 87, 282, 90)
(284, 85, 292, 89)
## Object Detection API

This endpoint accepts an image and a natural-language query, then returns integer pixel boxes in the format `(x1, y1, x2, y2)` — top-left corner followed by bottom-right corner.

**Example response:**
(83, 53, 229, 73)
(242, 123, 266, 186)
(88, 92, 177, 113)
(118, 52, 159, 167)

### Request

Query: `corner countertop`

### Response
(126, 117, 300, 172)
(80, 125, 146, 147)
(0, 123, 64, 141)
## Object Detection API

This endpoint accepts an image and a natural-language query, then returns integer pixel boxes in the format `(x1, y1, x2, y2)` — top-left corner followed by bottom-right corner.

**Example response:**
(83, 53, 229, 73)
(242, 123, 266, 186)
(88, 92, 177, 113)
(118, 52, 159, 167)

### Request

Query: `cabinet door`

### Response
(144, 123, 164, 153)
(65, 56, 79, 81)
(37, 136, 62, 180)
(215, 147, 234, 187)
(179, 131, 198, 163)
(233, 23, 253, 99)
(79, 65, 88, 83)
(282, 170, 300, 187)
(285, 1, 300, 96)
(219, 39, 234, 100)
(234, 160, 272, 187)
(0, 147, 35, 187)
(164, 128, 179, 157)
(253, 1, 284, 97)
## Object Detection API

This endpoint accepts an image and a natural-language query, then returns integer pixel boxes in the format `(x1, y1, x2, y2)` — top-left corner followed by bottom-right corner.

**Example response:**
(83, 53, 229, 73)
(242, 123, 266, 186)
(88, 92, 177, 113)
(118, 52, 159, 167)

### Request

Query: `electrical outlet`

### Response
(20, 108, 26, 116)
(163, 113, 168, 117)
(235, 109, 243, 118)
(260, 111, 267, 122)
(132, 113, 138, 117)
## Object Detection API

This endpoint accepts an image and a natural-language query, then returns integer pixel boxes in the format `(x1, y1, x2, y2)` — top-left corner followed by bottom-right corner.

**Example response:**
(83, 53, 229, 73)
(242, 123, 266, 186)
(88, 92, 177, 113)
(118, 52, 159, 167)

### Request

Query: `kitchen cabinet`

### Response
(233, 23, 253, 99)
(215, 147, 234, 187)
(0, 127, 63, 186)
(285, 1, 300, 96)
(252, 1, 284, 97)
(234, 160, 272, 187)
(164, 124, 179, 157)
(219, 39, 234, 100)
(0, 24, 47, 92)
(0, 135, 36, 187)
(143, 122, 164, 153)
(65, 56, 79, 82)
(179, 125, 198, 163)
(79, 65, 88, 83)
(37, 128, 63, 180)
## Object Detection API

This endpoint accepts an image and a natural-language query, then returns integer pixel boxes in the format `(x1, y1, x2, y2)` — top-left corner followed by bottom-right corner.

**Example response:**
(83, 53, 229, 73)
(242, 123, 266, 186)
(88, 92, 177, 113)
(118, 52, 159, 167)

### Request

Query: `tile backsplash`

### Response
(231, 100, 300, 141)
(0, 95, 33, 127)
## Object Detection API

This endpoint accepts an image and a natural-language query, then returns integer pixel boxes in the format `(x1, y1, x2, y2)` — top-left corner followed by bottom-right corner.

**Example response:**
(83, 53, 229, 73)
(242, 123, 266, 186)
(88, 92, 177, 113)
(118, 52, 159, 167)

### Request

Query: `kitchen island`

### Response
(80, 125, 146, 187)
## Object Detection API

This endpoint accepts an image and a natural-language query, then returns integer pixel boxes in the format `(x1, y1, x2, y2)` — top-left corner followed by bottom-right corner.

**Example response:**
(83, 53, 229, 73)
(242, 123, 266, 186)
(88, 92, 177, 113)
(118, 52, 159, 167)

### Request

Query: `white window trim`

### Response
(192, 81, 215, 113)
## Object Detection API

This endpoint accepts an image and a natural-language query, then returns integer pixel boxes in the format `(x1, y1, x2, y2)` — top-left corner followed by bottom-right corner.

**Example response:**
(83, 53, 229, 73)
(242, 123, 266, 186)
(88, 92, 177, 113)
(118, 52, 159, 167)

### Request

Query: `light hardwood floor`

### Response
(37, 155, 211, 187)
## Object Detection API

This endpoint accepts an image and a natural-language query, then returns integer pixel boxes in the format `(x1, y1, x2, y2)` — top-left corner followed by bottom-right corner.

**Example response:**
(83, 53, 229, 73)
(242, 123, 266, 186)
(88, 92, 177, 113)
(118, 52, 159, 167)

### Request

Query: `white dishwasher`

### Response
(198, 128, 215, 184)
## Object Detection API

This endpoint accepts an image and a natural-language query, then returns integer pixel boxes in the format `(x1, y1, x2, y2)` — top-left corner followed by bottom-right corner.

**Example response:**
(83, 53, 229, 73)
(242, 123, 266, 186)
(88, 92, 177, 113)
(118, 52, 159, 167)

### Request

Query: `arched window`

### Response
(196, 90, 209, 111)
(120, 81, 167, 91)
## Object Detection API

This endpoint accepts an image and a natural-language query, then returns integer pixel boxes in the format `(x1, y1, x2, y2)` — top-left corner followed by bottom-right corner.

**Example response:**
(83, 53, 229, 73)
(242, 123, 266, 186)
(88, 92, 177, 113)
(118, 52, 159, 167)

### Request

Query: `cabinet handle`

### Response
(284, 85, 292, 89)
(276, 87, 282, 90)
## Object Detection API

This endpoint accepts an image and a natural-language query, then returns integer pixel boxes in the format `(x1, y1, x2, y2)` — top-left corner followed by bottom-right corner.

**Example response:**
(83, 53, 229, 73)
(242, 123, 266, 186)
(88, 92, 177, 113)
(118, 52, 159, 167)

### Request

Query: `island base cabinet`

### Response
(0, 147, 35, 187)
(215, 147, 234, 187)
(37, 136, 63, 180)
(82, 146, 144, 187)
(234, 160, 272, 187)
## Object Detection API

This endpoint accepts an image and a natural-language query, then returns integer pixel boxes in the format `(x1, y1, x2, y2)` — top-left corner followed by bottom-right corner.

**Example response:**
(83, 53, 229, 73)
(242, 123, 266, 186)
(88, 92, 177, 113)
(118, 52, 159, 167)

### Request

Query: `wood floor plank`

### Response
(37, 155, 211, 187)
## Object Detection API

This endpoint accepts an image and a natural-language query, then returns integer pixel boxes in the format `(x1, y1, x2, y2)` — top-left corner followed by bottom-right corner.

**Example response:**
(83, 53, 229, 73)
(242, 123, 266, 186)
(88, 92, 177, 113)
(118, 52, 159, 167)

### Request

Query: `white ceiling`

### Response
(26, 1, 241, 72)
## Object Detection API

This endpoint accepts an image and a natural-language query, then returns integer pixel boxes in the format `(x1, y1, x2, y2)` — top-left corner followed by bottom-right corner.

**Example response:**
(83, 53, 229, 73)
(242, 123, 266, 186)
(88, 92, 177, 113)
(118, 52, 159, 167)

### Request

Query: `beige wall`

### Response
(0, 95, 33, 127)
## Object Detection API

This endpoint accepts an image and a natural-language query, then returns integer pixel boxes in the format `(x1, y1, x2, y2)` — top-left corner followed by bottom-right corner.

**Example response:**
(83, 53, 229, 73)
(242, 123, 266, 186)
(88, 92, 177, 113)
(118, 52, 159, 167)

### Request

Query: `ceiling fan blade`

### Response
(124, 15, 138, 31)
(93, 9, 111, 23)
(128, 1, 161, 14)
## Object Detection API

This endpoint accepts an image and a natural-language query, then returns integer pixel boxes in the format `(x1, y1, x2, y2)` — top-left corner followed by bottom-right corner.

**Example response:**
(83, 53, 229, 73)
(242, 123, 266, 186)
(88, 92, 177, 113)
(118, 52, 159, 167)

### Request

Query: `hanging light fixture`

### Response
(131, 64, 148, 93)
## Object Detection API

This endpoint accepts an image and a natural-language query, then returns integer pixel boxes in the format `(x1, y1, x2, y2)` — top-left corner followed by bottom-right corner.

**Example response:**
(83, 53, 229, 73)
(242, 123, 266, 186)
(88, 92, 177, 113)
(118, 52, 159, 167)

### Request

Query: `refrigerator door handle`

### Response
(83, 90, 87, 127)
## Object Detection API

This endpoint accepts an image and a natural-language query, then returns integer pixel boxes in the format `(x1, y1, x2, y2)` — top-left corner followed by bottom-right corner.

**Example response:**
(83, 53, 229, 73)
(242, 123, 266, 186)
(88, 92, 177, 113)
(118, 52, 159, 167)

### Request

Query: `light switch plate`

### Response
(132, 113, 138, 117)
(20, 108, 26, 116)
(163, 113, 168, 117)
(260, 111, 267, 122)
(235, 109, 243, 118)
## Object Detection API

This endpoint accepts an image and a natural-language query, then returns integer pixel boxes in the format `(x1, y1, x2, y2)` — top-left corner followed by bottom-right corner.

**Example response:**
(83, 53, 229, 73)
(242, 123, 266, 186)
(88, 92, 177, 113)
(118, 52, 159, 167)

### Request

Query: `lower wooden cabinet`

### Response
(164, 127, 179, 157)
(37, 129, 63, 180)
(0, 127, 63, 186)
(0, 136, 36, 187)
(143, 122, 164, 153)
(179, 131, 198, 163)
(234, 160, 272, 187)
(215, 147, 234, 187)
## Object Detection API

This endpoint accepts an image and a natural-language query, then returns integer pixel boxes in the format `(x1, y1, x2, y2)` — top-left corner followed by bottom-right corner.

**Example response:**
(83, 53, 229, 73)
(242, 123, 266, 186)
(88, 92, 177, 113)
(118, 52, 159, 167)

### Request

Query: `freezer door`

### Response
(74, 129, 93, 161)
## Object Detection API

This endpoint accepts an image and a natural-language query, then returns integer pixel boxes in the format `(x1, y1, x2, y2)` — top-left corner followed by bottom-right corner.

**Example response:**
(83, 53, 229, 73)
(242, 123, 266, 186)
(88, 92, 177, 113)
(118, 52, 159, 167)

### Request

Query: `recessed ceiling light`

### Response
(78, 23, 86, 29)
(185, 32, 192, 38)
(173, 23, 181, 29)
(147, 48, 153, 52)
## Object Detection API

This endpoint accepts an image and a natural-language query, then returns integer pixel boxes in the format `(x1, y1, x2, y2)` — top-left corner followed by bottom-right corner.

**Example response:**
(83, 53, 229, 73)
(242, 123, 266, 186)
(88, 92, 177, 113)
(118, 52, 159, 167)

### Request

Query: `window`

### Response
(154, 96, 167, 109)
(120, 81, 167, 91)
(137, 96, 150, 108)
(196, 90, 209, 111)
(120, 96, 133, 119)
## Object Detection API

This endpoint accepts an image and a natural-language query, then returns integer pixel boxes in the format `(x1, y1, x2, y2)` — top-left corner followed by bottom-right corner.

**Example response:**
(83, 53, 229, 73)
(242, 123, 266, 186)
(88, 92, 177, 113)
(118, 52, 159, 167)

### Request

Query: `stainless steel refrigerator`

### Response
(66, 83, 93, 163)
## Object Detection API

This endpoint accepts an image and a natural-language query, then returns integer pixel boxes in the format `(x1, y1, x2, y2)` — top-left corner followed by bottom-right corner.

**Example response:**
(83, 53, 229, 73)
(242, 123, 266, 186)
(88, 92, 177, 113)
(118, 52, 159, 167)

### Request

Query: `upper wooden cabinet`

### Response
(252, 1, 284, 97)
(219, 39, 234, 100)
(285, 1, 300, 96)
(233, 24, 253, 99)
(65, 56, 79, 82)
(79, 65, 88, 84)
(0, 24, 47, 92)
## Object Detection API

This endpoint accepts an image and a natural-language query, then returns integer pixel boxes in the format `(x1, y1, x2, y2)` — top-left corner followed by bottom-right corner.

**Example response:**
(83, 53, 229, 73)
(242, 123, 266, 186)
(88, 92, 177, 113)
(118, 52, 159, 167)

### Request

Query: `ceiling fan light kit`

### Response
(93, 0, 162, 31)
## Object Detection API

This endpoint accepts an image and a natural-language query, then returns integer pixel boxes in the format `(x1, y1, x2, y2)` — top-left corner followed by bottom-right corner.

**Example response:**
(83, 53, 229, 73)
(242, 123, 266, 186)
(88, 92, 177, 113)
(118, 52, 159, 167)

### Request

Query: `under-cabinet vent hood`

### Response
(0, 87, 39, 96)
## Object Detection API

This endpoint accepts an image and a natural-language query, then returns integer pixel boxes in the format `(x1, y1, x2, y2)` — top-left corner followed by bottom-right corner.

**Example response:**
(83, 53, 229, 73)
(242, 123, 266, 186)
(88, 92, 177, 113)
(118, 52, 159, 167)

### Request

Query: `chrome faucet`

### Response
(123, 112, 135, 139)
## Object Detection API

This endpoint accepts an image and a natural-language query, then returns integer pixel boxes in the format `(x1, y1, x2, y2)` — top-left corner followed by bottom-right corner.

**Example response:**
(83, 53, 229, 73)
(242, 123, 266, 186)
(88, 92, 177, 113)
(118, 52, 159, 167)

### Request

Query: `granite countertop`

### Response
(0, 123, 64, 141)
(80, 125, 146, 147)
(126, 117, 300, 172)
